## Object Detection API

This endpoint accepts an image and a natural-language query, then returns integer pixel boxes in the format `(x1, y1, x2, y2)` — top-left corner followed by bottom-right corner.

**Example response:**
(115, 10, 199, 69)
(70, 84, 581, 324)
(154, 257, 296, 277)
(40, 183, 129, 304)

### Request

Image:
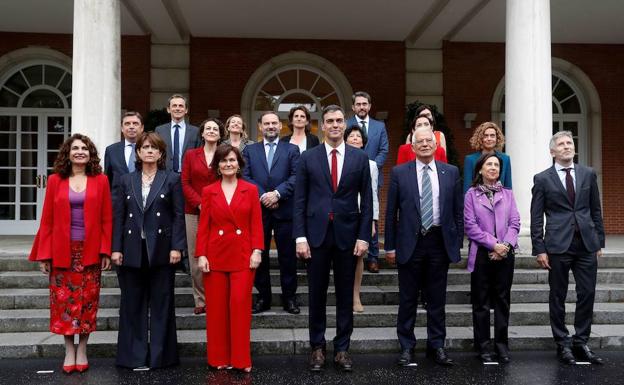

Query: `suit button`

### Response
(158, 229, 162, 234)
(218, 230, 224, 236)
(156, 212, 161, 216)
(236, 229, 242, 235)
(128, 230, 132, 234)
(160, 194, 165, 198)
(127, 195, 131, 200)
(129, 213, 133, 218)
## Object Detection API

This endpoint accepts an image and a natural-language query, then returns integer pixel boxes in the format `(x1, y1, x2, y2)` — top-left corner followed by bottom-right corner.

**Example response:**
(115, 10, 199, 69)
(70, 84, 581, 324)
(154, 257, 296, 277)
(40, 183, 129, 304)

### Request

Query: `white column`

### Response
(71, 0, 120, 155)
(505, 0, 552, 243)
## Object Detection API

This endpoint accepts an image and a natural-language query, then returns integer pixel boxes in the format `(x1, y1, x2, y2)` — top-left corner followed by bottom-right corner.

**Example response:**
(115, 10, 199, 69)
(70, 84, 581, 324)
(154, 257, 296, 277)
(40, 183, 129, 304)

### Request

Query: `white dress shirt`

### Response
(123, 139, 134, 166)
(324, 141, 345, 185)
(170, 120, 186, 167)
(554, 162, 576, 192)
(357, 116, 370, 134)
(416, 158, 440, 226)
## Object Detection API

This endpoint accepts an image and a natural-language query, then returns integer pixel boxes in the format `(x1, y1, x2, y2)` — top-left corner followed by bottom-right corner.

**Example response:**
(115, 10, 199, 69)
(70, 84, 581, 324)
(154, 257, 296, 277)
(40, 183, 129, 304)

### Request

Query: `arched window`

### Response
(0, 64, 71, 108)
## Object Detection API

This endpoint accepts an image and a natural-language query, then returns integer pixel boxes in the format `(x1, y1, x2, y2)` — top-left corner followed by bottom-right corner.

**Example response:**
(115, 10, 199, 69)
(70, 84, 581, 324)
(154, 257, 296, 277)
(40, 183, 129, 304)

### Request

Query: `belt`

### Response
(420, 225, 441, 236)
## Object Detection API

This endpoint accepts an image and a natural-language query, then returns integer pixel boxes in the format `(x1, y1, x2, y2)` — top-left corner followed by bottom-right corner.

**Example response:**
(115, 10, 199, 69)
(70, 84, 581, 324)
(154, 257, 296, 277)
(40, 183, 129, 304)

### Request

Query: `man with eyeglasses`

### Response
(385, 126, 463, 367)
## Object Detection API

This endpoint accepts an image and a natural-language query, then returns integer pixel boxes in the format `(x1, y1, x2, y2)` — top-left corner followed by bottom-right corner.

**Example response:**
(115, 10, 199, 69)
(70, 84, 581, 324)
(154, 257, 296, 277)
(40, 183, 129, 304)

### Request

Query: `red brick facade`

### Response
(443, 41, 624, 233)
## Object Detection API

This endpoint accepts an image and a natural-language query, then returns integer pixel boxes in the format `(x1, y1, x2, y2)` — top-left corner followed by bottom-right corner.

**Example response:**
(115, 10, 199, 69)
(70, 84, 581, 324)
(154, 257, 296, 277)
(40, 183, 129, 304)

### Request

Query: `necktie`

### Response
(421, 165, 433, 232)
(360, 120, 367, 135)
(173, 124, 180, 172)
(267, 142, 276, 171)
(128, 143, 136, 172)
(331, 149, 338, 192)
(563, 167, 575, 206)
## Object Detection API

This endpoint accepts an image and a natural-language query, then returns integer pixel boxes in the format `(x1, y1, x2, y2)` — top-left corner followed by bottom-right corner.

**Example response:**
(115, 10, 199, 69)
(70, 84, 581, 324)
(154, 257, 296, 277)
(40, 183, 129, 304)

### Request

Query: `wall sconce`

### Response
(207, 109, 220, 118)
(375, 111, 389, 121)
(463, 113, 477, 128)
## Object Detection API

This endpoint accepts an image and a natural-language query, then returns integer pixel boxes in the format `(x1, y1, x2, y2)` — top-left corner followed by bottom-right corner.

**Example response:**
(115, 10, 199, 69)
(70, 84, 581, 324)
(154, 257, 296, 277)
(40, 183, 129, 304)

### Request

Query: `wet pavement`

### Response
(1, 351, 622, 385)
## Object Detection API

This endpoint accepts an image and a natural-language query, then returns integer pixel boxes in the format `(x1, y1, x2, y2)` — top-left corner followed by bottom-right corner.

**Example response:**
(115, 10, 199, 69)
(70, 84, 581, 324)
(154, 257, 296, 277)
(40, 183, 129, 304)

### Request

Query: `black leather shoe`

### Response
(397, 349, 414, 367)
(309, 348, 325, 372)
(426, 347, 454, 366)
(252, 299, 270, 314)
(366, 261, 380, 273)
(557, 346, 577, 365)
(283, 299, 300, 314)
(478, 352, 495, 363)
(573, 345, 604, 365)
(497, 354, 511, 364)
(334, 351, 353, 372)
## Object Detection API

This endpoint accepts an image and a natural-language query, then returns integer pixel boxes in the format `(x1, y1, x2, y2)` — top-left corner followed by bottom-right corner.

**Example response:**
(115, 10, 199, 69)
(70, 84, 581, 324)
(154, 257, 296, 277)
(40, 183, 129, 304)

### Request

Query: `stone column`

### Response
(505, 0, 552, 242)
(71, 0, 120, 154)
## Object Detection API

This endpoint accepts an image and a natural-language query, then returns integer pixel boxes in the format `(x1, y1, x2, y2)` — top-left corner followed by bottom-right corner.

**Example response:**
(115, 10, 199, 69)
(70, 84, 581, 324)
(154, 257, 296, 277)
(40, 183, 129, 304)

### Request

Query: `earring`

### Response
(236, 167, 242, 175)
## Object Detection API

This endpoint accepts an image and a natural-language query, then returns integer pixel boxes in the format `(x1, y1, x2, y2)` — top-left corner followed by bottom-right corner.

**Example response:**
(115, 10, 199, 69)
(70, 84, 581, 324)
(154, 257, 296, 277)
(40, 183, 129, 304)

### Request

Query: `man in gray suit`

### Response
(155, 94, 201, 172)
(531, 130, 605, 365)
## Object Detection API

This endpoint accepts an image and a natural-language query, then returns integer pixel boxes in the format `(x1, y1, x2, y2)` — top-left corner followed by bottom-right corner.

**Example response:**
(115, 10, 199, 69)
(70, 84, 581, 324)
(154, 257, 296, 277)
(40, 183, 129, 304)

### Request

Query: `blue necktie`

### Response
(173, 124, 180, 172)
(421, 165, 433, 232)
(267, 142, 276, 171)
(128, 143, 136, 172)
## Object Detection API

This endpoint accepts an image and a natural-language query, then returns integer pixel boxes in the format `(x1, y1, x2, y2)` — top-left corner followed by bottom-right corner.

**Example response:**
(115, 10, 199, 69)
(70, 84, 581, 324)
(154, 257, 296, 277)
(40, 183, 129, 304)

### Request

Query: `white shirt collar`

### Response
(555, 162, 574, 172)
(171, 120, 186, 129)
(124, 139, 134, 147)
(416, 158, 437, 172)
(324, 141, 346, 156)
(263, 138, 278, 146)
(358, 115, 370, 126)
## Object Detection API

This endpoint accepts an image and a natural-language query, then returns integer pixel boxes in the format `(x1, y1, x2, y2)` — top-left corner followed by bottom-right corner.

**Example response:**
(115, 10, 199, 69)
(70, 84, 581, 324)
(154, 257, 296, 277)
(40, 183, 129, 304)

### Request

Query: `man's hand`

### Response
(597, 249, 603, 257)
(169, 250, 181, 264)
(353, 240, 369, 257)
(260, 191, 279, 207)
(198, 256, 210, 273)
(111, 251, 123, 266)
(536, 253, 551, 269)
(296, 241, 311, 259)
(385, 251, 396, 266)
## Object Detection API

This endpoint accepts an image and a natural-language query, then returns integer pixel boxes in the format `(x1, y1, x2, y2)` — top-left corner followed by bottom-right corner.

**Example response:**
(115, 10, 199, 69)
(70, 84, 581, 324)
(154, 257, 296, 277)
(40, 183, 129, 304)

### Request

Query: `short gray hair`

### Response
(549, 130, 573, 150)
(411, 126, 436, 145)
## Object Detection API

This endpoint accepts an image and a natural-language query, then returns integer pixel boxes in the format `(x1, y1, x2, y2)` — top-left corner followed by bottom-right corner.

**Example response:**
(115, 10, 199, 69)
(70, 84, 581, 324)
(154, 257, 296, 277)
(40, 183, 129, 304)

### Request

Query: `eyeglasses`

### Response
(415, 138, 434, 145)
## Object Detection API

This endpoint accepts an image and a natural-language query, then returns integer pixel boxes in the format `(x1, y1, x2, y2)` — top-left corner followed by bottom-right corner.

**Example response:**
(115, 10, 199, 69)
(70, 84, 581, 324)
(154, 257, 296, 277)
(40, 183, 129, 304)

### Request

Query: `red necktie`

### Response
(331, 149, 338, 192)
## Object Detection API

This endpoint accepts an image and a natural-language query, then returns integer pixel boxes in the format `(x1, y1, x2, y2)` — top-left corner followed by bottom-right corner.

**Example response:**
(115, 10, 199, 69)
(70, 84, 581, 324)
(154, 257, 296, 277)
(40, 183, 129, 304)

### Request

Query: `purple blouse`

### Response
(69, 188, 86, 241)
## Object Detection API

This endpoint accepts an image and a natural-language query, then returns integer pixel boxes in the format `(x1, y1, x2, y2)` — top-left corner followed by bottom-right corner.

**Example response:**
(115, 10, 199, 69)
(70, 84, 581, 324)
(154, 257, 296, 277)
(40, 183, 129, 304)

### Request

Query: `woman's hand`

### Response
(101, 256, 111, 271)
(250, 250, 262, 269)
(198, 256, 210, 273)
(111, 252, 123, 266)
(39, 261, 51, 275)
(169, 250, 181, 264)
(493, 243, 510, 257)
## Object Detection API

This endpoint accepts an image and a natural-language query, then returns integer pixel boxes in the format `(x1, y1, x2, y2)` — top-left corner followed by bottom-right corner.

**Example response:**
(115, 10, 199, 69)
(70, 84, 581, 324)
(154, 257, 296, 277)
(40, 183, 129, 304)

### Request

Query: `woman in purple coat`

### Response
(464, 153, 520, 364)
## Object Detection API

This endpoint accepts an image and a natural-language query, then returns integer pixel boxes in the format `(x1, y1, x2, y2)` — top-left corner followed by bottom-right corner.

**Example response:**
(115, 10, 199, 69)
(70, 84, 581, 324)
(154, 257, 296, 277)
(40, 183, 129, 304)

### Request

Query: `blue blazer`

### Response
(385, 161, 464, 264)
(104, 140, 130, 190)
(293, 144, 373, 250)
(242, 141, 300, 221)
(112, 170, 187, 268)
(347, 116, 389, 184)
(155, 123, 201, 171)
(463, 151, 512, 193)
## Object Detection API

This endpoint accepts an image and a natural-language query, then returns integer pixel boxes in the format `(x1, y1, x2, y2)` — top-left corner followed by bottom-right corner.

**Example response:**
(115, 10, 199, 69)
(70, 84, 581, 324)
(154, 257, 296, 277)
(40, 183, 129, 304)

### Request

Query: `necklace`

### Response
(142, 171, 156, 187)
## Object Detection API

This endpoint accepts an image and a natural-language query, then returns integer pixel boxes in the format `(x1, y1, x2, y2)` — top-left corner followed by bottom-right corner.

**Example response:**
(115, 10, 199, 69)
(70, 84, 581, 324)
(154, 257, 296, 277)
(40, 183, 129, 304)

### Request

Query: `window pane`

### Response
(21, 169, 37, 185)
(261, 76, 283, 96)
(21, 116, 37, 132)
(0, 134, 17, 149)
(0, 187, 16, 203)
(20, 151, 36, 167)
(22, 65, 43, 86)
(311, 77, 332, 96)
(48, 134, 65, 151)
(0, 169, 16, 184)
(0, 88, 19, 107)
(552, 100, 560, 114)
(320, 93, 340, 107)
(20, 187, 37, 203)
(44, 65, 65, 87)
(48, 151, 59, 167)
(254, 95, 276, 111)
(561, 96, 581, 113)
(278, 93, 315, 112)
(0, 205, 16, 220)
(563, 121, 579, 136)
(4, 72, 29, 94)
(21, 134, 38, 150)
(20, 205, 36, 220)
(553, 77, 574, 102)
(0, 151, 16, 167)
(0, 116, 17, 132)
(22, 89, 64, 108)
(278, 70, 297, 90)
(58, 73, 72, 96)
(300, 70, 319, 91)
(48, 117, 66, 133)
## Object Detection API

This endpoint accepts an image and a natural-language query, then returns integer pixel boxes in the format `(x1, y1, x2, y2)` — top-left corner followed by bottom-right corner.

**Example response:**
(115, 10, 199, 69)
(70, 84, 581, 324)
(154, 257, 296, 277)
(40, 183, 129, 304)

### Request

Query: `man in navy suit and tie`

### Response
(385, 126, 463, 367)
(104, 111, 144, 190)
(347, 91, 388, 274)
(242, 111, 301, 315)
(531, 131, 605, 365)
(155, 94, 201, 172)
(294, 105, 373, 372)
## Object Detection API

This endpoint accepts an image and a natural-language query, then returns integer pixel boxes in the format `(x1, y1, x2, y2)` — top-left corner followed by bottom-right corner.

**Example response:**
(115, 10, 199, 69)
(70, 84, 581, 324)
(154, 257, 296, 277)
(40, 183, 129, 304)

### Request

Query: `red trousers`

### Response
(204, 269, 255, 369)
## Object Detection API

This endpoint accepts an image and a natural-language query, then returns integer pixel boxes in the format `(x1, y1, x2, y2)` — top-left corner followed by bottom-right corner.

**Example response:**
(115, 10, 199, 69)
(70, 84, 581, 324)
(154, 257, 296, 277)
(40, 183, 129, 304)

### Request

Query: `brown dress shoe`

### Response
(309, 348, 325, 371)
(366, 261, 380, 273)
(334, 351, 353, 372)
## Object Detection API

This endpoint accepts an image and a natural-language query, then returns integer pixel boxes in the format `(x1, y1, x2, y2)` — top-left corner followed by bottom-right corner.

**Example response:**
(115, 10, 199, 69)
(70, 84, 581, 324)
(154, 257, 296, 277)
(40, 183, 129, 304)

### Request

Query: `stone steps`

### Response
(3, 324, 624, 359)
(2, 303, 624, 333)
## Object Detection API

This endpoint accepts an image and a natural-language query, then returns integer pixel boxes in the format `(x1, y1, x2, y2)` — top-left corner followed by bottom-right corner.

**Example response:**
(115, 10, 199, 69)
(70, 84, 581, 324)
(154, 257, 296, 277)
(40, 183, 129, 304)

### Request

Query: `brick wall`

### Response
(443, 41, 624, 233)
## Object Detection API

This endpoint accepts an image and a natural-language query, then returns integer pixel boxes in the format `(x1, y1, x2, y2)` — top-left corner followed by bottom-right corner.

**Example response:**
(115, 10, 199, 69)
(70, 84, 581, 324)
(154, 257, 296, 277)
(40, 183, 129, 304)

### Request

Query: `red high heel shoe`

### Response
(62, 364, 76, 374)
(75, 363, 89, 373)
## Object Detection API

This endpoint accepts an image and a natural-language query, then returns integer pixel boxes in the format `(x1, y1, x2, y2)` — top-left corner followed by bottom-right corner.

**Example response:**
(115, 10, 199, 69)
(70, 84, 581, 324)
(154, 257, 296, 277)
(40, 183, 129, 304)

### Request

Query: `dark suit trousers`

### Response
(397, 228, 449, 350)
(471, 247, 515, 355)
(116, 241, 179, 368)
(255, 216, 297, 304)
(307, 222, 357, 352)
(548, 233, 598, 347)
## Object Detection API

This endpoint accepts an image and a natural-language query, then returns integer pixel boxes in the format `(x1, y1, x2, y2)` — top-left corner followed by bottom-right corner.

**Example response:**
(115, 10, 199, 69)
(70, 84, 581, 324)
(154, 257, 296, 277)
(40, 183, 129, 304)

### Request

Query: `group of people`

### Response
(28, 90, 605, 374)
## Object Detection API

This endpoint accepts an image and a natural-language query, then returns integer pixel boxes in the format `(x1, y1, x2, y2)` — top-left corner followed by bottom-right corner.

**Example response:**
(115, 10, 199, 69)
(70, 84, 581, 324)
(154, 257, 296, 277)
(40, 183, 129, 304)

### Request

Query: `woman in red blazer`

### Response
(181, 118, 224, 314)
(29, 134, 112, 374)
(196, 144, 263, 372)
(397, 115, 447, 164)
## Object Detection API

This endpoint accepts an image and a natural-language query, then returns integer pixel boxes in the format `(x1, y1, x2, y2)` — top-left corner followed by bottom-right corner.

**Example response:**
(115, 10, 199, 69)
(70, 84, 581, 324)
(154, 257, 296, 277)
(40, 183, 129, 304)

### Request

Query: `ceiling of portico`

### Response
(1, 0, 623, 46)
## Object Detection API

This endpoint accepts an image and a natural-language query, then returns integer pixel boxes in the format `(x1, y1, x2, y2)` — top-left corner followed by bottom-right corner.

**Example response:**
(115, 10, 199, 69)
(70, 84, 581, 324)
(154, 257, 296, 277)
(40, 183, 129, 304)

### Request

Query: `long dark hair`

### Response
(53, 134, 102, 178)
(471, 153, 502, 187)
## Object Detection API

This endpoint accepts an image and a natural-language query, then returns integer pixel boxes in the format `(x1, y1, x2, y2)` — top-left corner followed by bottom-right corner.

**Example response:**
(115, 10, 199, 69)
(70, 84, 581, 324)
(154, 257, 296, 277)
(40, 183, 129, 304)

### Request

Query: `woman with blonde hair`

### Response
(223, 114, 254, 151)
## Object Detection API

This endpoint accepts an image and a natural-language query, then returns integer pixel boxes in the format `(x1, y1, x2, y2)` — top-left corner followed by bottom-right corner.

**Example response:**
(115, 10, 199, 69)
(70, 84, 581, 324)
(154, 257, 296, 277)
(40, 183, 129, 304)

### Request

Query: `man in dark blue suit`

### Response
(347, 91, 388, 274)
(294, 105, 373, 372)
(104, 111, 144, 190)
(242, 111, 301, 315)
(385, 126, 463, 367)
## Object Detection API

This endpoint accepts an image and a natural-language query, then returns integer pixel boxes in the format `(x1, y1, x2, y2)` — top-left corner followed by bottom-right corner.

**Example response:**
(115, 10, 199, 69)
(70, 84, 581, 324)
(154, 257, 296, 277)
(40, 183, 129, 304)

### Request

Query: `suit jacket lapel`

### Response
(547, 166, 571, 207)
(144, 170, 166, 212)
(337, 146, 354, 192)
(221, 181, 245, 227)
(316, 146, 332, 189)
(573, 164, 584, 208)
(181, 123, 192, 153)
(131, 171, 143, 210)
(270, 141, 284, 172)
(407, 162, 421, 215)
(257, 143, 270, 173)
(436, 161, 447, 219)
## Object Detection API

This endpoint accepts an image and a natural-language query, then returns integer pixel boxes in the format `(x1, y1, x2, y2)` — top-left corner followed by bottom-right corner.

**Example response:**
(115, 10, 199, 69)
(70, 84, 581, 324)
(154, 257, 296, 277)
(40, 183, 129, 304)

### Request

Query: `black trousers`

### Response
(548, 233, 598, 347)
(471, 247, 515, 355)
(307, 222, 357, 352)
(116, 241, 179, 368)
(397, 227, 449, 350)
(254, 217, 297, 304)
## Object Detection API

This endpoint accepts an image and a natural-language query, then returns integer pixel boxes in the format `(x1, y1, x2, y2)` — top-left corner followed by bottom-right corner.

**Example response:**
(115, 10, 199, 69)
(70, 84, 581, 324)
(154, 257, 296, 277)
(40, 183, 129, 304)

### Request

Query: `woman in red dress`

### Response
(196, 144, 263, 372)
(29, 133, 112, 374)
(396, 114, 447, 164)
(181, 118, 224, 314)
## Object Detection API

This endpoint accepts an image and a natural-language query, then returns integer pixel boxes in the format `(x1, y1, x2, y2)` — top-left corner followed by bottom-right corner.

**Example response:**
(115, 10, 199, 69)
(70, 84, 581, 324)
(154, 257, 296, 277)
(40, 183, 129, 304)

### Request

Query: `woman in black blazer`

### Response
(111, 132, 186, 369)
(281, 105, 320, 153)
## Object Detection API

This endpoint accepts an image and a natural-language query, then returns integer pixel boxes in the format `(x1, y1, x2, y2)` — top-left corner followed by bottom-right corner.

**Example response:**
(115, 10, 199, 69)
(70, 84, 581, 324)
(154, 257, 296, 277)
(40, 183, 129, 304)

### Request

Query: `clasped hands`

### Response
(489, 243, 510, 261)
(260, 191, 279, 210)
(198, 249, 262, 273)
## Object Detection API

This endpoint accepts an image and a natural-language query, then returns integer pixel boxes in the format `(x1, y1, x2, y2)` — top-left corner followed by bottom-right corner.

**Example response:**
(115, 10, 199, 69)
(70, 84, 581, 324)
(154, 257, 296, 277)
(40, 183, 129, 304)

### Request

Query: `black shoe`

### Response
(426, 347, 454, 366)
(573, 345, 604, 365)
(478, 352, 495, 363)
(497, 354, 511, 364)
(334, 351, 353, 372)
(252, 299, 270, 314)
(557, 346, 577, 365)
(309, 347, 325, 372)
(397, 349, 415, 367)
(283, 299, 300, 315)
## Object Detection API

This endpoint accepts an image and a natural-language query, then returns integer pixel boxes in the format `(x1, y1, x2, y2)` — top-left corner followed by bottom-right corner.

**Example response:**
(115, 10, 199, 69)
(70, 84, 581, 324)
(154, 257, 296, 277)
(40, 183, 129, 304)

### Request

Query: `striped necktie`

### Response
(421, 164, 433, 232)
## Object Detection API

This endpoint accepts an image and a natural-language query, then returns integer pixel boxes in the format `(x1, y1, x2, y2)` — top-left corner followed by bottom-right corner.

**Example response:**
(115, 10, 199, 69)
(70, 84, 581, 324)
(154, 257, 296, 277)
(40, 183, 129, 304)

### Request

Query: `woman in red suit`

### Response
(29, 133, 112, 374)
(181, 118, 224, 314)
(196, 144, 263, 372)
(397, 115, 447, 164)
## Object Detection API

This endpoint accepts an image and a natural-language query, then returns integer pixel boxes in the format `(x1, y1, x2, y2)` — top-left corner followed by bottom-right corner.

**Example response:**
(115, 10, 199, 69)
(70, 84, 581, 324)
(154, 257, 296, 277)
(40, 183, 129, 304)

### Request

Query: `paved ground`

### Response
(1, 351, 622, 385)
